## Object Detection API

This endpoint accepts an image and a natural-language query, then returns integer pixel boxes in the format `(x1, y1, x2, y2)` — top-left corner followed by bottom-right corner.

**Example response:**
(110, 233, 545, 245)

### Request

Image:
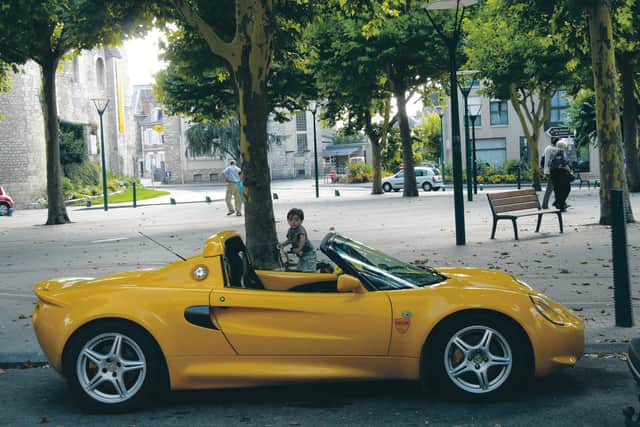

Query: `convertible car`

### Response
(33, 231, 584, 412)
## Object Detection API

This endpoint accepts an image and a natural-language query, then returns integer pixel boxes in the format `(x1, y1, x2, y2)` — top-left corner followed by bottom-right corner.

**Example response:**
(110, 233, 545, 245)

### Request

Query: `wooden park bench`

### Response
(577, 172, 600, 189)
(486, 189, 563, 240)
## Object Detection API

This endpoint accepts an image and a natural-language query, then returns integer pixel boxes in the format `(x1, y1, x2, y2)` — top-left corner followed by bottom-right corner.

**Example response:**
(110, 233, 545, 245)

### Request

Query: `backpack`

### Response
(549, 151, 566, 171)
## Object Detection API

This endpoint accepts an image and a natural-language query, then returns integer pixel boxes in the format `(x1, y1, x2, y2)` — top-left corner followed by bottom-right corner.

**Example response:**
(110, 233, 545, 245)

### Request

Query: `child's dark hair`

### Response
(287, 208, 304, 221)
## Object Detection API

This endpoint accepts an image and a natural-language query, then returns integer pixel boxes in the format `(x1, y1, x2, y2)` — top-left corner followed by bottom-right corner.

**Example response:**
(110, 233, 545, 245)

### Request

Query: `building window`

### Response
(465, 96, 482, 127)
(490, 100, 508, 125)
(296, 133, 308, 153)
(96, 58, 105, 90)
(475, 138, 506, 167)
(296, 112, 307, 132)
(550, 90, 569, 124)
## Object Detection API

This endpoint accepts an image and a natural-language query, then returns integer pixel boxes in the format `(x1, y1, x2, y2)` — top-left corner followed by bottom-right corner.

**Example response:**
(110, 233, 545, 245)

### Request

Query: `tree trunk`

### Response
(390, 75, 417, 197)
(509, 86, 550, 192)
(234, 1, 279, 268)
(618, 54, 640, 192)
(588, 3, 634, 224)
(41, 57, 70, 225)
(364, 111, 383, 195)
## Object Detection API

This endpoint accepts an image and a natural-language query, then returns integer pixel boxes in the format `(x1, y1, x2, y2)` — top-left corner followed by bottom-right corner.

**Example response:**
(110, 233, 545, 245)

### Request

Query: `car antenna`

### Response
(138, 231, 187, 261)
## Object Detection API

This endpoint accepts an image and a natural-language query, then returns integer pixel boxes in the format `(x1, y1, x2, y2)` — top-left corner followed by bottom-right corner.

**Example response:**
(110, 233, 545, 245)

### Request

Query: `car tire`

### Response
(422, 182, 433, 192)
(393, 188, 400, 192)
(0, 203, 9, 216)
(63, 321, 166, 413)
(424, 313, 530, 402)
(382, 183, 392, 192)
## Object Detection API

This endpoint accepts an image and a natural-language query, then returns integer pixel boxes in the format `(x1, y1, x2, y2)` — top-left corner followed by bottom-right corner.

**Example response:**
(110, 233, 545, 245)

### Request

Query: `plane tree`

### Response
(0, 0, 151, 225)
(464, 0, 573, 191)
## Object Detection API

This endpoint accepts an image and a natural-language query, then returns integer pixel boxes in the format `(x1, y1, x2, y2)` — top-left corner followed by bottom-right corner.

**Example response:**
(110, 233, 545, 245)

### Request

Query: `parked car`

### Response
(382, 166, 442, 192)
(0, 186, 14, 216)
(33, 230, 583, 412)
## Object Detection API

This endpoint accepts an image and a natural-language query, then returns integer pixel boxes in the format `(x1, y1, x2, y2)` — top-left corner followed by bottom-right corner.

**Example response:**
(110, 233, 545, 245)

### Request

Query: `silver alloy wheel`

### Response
(422, 182, 432, 191)
(76, 332, 147, 404)
(0, 204, 8, 215)
(443, 325, 512, 394)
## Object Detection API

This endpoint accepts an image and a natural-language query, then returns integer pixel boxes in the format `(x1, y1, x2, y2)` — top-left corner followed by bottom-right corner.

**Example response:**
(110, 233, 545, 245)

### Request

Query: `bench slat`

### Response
(491, 195, 538, 207)
(487, 189, 536, 200)
(494, 201, 539, 212)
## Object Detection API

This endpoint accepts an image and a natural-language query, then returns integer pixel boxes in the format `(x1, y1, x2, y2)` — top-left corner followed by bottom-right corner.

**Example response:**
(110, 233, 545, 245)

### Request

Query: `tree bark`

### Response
(389, 73, 417, 197)
(588, 3, 634, 224)
(41, 57, 70, 225)
(509, 85, 550, 192)
(618, 53, 640, 192)
(233, 0, 280, 268)
(364, 112, 382, 194)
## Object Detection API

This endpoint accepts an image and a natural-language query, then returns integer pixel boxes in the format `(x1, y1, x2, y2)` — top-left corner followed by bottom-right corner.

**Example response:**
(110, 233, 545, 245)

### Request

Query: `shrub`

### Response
(348, 162, 373, 183)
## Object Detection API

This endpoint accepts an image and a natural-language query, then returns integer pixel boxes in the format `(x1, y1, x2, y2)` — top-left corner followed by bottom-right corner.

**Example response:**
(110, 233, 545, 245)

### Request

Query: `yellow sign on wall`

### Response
(153, 124, 164, 133)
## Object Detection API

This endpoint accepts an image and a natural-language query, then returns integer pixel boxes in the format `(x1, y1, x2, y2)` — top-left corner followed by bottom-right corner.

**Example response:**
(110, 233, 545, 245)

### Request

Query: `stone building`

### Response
(0, 47, 135, 208)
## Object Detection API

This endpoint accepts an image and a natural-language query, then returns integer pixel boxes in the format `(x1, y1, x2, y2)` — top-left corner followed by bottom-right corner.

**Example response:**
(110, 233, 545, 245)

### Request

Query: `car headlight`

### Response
(513, 276, 532, 290)
(530, 294, 565, 326)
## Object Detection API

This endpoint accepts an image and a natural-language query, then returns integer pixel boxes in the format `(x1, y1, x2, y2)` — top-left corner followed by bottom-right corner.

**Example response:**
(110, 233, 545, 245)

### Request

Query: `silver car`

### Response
(382, 167, 442, 192)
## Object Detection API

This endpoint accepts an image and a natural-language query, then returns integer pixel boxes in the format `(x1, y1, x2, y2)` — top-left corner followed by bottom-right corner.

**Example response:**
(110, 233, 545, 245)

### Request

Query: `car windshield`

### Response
(329, 235, 446, 290)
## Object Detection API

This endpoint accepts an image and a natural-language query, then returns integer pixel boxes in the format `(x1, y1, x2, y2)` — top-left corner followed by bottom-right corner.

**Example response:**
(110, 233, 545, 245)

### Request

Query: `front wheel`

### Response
(64, 322, 166, 412)
(382, 183, 392, 192)
(424, 314, 530, 402)
(0, 203, 9, 216)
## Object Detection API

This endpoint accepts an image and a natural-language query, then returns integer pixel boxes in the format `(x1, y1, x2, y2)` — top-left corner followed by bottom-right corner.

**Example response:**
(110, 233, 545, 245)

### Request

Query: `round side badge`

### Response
(192, 265, 209, 281)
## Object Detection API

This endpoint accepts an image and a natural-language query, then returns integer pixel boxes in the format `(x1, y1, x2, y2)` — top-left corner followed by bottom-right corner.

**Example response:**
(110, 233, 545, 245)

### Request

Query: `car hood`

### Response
(436, 267, 532, 293)
(34, 271, 154, 306)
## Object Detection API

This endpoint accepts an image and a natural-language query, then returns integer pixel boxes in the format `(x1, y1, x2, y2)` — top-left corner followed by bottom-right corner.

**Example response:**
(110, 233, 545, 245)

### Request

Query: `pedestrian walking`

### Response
(223, 160, 242, 216)
(541, 138, 560, 209)
(550, 140, 573, 212)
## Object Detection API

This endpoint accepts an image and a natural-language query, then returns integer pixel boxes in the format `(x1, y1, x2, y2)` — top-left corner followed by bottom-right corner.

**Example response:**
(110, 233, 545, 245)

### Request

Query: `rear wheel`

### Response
(63, 321, 166, 412)
(382, 183, 392, 192)
(422, 182, 433, 192)
(424, 313, 530, 402)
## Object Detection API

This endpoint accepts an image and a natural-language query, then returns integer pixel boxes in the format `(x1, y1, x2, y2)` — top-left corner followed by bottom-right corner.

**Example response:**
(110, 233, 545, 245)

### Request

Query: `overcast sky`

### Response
(123, 29, 166, 86)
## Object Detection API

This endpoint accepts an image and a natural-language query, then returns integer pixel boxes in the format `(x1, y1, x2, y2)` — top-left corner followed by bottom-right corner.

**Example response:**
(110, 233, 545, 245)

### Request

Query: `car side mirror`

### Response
(337, 274, 367, 294)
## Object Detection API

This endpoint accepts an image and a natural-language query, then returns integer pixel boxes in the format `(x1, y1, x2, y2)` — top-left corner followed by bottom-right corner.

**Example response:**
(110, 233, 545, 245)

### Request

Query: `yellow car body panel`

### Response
(32, 231, 584, 396)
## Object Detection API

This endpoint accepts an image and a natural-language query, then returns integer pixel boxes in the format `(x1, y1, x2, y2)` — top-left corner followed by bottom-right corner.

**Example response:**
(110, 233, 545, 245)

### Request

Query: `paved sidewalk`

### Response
(1, 180, 638, 366)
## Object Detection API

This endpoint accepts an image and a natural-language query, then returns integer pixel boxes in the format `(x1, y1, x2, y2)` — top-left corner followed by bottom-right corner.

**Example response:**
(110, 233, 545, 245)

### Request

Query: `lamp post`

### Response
(435, 105, 445, 188)
(469, 103, 481, 194)
(92, 98, 110, 211)
(423, 0, 478, 246)
(310, 101, 320, 198)
(457, 70, 478, 201)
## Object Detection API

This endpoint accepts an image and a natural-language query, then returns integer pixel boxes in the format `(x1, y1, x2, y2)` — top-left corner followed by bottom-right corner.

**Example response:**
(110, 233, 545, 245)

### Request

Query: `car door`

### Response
(391, 171, 404, 189)
(210, 288, 392, 356)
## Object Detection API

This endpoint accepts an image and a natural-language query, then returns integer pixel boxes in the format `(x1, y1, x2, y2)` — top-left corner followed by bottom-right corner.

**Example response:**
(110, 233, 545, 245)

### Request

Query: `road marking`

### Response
(91, 237, 129, 244)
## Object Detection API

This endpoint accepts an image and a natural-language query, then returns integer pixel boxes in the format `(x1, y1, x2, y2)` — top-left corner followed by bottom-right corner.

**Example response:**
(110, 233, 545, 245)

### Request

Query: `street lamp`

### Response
(469, 102, 481, 194)
(457, 70, 478, 201)
(92, 98, 110, 211)
(423, 0, 479, 246)
(435, 105, 446, 189)
(309, 101, 320, 198)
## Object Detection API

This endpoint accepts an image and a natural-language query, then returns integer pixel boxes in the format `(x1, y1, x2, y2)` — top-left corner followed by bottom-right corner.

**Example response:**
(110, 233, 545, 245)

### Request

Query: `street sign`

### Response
(165, 171, 172, 178)
(545, 126, 571, 138)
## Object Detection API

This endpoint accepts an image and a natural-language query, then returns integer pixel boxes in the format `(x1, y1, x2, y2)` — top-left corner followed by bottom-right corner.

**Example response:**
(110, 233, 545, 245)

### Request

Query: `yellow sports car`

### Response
(32, 231, 584, 412)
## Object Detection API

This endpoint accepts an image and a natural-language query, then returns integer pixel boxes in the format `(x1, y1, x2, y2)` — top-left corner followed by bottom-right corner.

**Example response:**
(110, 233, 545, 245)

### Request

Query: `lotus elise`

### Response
(33, 231, 584, 411)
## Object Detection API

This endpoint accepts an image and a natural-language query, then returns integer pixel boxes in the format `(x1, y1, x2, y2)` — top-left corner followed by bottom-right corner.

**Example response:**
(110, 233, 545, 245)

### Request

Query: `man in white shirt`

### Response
(223, 160, 242, 216)
(541, 138, 561, 209)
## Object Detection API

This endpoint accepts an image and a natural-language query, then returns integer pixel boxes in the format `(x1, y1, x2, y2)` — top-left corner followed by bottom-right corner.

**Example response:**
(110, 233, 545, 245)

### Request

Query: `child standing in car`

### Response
(279, 208, 317, 272)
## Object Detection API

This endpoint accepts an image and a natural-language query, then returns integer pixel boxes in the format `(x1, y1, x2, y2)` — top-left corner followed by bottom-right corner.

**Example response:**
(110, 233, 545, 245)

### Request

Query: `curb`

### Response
(0, 343, 629, 369)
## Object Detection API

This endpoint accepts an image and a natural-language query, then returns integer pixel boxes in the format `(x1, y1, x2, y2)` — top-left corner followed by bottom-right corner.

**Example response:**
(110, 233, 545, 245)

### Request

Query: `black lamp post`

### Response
(423, 0, 478, 246)
(310, 101, 320, 198)
(435, 105, 446, 189)
(92, 98, 110, 211)
(469, 103, 481, 194)
(457, 70, 478, 201)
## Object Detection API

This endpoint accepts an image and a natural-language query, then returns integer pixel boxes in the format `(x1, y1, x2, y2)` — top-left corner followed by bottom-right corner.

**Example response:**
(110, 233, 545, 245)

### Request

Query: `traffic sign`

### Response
(545, 126, 571, 138)
(165, 171, 172, 178)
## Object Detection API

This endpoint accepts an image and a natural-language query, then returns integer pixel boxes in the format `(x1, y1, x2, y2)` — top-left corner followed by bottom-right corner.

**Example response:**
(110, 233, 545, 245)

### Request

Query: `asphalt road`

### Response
(0, 355, 636, 426)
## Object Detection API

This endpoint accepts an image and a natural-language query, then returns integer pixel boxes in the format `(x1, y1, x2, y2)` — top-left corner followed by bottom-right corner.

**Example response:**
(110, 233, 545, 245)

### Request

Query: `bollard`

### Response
(170, 197, 176, 205)
(273, 193, 279, 200)
(335, 189, 341, 197)
(86, 200, 92, 207)
(132, 182, 137, 208)
(206, 196, 212, 203)
(611, 189, 633, 327)
(517, 166, 521, 190)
